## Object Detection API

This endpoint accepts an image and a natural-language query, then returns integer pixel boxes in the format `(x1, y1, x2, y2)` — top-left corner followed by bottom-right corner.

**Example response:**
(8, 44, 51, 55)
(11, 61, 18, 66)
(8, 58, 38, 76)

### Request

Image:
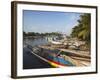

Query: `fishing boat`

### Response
(27, 44, 74, 67)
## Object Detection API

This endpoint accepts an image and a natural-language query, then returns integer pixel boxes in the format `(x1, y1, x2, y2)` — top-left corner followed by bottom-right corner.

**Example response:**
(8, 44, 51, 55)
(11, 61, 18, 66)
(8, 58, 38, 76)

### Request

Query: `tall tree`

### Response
(71, 14, 91, 42)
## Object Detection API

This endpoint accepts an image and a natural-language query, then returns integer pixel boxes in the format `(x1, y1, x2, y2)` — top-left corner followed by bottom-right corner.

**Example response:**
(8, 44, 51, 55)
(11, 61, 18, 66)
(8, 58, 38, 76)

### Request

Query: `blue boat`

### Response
(27, 45, 75, 67)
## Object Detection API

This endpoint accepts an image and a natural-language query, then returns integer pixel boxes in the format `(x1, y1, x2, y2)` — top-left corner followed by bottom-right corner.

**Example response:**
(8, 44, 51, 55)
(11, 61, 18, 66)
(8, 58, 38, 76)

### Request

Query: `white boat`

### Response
(46, 37, 63, 45)
(50, 40, 62, 45)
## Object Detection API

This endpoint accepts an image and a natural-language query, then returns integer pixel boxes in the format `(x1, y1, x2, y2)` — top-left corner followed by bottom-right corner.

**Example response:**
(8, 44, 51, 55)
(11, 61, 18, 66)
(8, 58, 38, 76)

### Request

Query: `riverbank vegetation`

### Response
(71, 14, 91, 49)
(23, 31, 62, 37)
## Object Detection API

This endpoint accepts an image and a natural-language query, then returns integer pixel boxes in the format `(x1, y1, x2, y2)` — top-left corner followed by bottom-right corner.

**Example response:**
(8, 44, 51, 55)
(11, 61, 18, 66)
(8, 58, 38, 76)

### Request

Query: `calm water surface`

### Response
(24, 37, 48, 46)
(23, 37, 53, 69)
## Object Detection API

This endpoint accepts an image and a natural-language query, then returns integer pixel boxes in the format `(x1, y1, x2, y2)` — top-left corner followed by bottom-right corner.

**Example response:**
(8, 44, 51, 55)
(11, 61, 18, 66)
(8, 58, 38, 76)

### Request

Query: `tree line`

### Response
(71, 13, 91, 44)
(23, 32, 62, 37)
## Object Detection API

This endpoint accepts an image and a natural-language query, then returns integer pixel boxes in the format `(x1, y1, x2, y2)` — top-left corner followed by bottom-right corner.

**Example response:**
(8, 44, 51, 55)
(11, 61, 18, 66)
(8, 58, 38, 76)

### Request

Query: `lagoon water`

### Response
(24, 37, 49, 47)
(23, 38, 53, 69)
(23, 38, 74, 69)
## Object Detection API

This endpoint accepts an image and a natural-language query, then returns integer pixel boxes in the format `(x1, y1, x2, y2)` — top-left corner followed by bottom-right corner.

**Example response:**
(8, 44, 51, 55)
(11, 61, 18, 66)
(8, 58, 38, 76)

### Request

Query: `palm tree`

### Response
(71, 14, 91, 43)
(78, 14, 91, 41)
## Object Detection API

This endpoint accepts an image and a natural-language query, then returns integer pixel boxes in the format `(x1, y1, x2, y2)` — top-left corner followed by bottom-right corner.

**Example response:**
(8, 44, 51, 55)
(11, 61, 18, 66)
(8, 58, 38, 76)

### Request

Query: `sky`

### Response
(23, 10, 83, 35)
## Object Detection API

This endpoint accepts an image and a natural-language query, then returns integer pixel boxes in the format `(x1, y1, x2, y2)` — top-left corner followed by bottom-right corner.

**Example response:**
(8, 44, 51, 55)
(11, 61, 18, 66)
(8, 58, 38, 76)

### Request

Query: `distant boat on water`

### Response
(46, 37, 63, 45)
